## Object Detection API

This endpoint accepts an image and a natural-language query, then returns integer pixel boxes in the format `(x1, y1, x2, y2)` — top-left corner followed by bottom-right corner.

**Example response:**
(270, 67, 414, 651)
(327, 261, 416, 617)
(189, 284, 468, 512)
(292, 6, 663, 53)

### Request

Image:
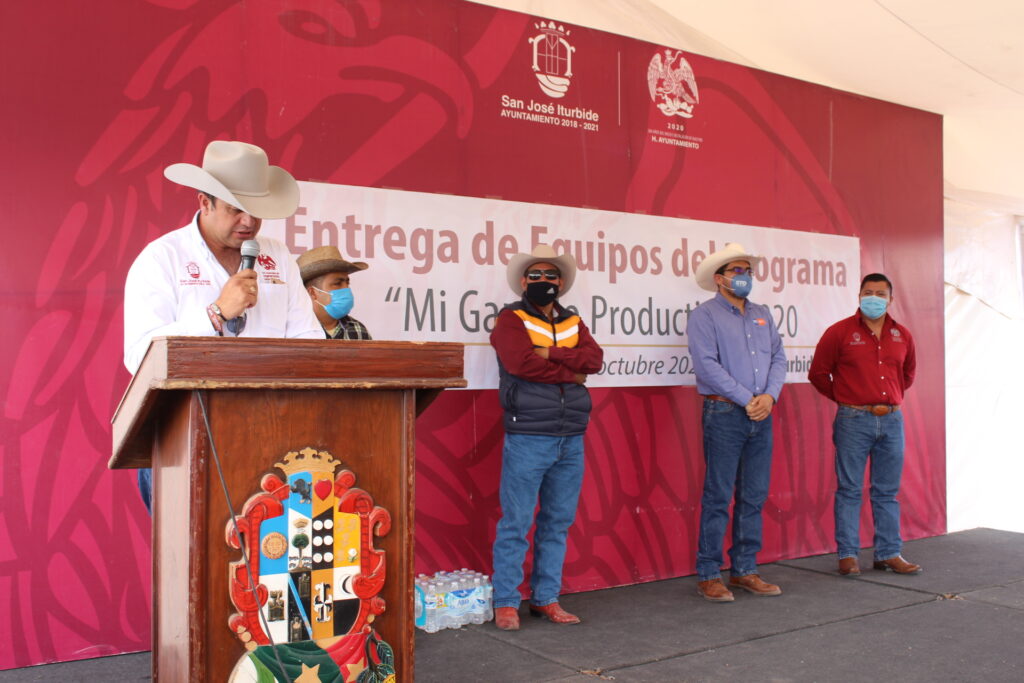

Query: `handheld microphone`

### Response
(239, 240, 260, 272)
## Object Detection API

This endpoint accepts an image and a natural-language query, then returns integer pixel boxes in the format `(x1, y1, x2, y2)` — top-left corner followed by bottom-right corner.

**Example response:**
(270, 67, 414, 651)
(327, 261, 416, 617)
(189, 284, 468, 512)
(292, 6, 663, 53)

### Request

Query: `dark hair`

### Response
(715, 265, 726, 276)
(859, 273, 893, 294)
(201, 191, 218, 207)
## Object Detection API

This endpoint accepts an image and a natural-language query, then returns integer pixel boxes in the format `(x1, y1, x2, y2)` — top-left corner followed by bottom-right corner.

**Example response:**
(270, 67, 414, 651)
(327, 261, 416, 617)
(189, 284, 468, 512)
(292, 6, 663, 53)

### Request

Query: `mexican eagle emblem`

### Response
(647, 49, 700, 119)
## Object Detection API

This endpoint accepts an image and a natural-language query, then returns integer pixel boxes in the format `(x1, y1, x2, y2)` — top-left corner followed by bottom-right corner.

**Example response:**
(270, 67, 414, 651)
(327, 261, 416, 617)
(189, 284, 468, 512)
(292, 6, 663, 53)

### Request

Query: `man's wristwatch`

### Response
(206, 303, 226, 335)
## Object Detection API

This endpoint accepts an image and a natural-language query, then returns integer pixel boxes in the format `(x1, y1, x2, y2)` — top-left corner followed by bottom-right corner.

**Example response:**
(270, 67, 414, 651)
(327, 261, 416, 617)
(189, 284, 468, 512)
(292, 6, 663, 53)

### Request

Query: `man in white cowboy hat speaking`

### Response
(809, 273, 920, 577)
(122, 140, 322, 510)
(489, 244, 603, 631)
(687, 243, 787, 602)
(297, 246, 372, 340)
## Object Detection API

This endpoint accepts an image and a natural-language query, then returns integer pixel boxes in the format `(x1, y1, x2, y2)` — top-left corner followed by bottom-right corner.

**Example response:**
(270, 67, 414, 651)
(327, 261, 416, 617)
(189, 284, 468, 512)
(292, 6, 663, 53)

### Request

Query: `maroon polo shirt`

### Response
(808, 310, 916, 406)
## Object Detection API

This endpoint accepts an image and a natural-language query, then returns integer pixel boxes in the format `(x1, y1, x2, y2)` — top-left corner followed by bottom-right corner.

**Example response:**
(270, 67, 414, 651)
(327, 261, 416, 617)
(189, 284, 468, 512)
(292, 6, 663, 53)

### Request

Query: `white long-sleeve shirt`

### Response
(123, 215, 322, 373)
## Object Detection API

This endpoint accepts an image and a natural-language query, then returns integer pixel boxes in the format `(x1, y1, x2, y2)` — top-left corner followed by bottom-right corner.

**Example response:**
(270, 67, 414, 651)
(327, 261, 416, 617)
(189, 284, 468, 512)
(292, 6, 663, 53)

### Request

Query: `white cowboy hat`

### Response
(506, 244, 577, 297)
(297, 245, 369, 284)
(164, 140, 299, 219)
(695, 242, 762, 292)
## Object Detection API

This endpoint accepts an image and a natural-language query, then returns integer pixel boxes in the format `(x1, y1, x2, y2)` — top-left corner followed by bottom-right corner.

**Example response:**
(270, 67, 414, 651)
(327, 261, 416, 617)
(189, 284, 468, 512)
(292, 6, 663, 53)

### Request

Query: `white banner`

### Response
(263, 182, 860, 389)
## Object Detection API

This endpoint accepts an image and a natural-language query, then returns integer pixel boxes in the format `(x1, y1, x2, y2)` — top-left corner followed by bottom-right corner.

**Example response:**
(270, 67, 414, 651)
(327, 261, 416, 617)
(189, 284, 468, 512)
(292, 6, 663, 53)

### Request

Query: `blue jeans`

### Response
(833, 406, 905, 561)
(696, 399, 773, 581)
(138, 468, 152, 514)
(492, 433, 585, 608)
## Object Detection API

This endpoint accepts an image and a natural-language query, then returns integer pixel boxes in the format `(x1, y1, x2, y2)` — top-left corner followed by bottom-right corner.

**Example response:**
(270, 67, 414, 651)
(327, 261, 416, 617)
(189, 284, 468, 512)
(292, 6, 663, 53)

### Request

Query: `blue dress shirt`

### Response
(686, 292, 787, 406)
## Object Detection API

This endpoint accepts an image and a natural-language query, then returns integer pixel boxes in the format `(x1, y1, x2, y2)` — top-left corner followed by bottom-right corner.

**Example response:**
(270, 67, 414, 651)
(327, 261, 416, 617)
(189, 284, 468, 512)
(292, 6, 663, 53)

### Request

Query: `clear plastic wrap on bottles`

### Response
(415, 569, 495, 631)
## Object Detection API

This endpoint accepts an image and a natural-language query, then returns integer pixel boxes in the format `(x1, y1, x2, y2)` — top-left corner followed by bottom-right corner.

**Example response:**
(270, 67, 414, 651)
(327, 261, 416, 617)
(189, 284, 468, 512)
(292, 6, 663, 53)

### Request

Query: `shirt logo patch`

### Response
(754, 318, 767, 326)
(891, 329, 900, 337)
(186, 262, 200, 279)
(257, 254, 277, 270)
(849, 332, 866, 346)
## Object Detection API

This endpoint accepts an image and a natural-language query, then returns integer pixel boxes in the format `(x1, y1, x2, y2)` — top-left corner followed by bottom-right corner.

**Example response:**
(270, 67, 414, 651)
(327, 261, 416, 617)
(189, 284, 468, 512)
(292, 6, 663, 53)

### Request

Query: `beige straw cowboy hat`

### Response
(505, 244, 577, 297)
(164, 140, 299, 219)
(695, 242, 762, 292)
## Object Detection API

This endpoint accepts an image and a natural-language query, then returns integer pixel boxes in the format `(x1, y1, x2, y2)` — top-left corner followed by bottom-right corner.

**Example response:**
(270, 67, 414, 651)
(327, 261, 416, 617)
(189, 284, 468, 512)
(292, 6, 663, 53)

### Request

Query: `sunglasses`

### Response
(722, 267, 752, 276)
(526, 269, 561, 281)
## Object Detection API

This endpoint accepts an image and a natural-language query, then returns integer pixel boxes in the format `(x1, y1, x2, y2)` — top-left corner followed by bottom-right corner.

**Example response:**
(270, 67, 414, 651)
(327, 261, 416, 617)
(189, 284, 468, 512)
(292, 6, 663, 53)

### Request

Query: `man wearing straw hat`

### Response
(687, 243, 787, 602)
(123, 140, 321, 510)
(489, 244, 603, 631)
(297, 246, 373, 339)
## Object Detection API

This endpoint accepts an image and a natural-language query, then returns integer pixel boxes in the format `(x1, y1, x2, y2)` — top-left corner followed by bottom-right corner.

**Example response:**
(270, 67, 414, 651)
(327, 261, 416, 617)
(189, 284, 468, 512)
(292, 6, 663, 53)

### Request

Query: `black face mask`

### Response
(526, 281, 559, 306)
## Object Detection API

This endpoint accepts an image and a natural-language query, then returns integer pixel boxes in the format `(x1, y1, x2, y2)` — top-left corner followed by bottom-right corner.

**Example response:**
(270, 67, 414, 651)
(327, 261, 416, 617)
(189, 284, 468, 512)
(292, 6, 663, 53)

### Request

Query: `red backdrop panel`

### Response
(0, 0, 943, 668)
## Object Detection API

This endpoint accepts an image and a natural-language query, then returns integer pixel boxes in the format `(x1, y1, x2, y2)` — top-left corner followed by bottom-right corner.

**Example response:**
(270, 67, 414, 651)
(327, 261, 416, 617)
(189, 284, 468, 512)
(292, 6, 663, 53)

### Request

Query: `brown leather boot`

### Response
(873, 556, 922, 574)
(696, 578, 735, 602)
(838, 557, 861, 576)
(528, 602, 580, 624)
(729, 574, 782, 596)
(494, 606, 520, 630)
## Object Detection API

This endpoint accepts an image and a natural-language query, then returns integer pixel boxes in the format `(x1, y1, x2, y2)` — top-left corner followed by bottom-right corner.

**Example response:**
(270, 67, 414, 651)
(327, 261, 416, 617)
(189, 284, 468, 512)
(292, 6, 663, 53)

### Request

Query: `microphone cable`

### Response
(196, 389, 293, 683)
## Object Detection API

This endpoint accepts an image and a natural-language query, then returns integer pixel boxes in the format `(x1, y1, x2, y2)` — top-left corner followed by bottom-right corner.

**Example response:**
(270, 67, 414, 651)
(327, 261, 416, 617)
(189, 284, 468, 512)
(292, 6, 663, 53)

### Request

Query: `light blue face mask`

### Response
(859, 295, 888, 320)
(723, 273, 753, 298)
(314, 286, 354, 319)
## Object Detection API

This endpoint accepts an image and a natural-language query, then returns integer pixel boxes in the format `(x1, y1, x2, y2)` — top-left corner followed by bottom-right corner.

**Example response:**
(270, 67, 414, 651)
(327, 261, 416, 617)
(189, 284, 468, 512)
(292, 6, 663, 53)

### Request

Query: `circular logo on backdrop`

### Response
(261, 532, 288, 560)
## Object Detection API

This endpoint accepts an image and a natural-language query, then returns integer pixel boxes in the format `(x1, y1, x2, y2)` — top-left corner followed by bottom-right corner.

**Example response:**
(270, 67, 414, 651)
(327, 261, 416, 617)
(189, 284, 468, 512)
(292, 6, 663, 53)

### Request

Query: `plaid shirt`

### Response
(325, 316, 372, 340)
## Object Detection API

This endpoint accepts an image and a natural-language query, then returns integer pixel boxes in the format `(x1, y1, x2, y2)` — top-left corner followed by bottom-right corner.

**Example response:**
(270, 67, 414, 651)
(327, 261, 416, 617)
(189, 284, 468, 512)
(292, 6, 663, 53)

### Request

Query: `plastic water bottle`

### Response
(414, 577, 426, 629)
(427, 576, 445, 633)
(468, 577, 485, 624)
(482, 574, 494, 622)
(450, 581, 474, 627)
(434, 577, 449, 630)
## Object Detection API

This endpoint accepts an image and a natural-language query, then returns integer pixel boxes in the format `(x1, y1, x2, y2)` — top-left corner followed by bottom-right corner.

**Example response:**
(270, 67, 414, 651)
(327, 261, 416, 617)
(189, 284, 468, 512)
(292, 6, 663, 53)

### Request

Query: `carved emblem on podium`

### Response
(226, 447, 396, 682)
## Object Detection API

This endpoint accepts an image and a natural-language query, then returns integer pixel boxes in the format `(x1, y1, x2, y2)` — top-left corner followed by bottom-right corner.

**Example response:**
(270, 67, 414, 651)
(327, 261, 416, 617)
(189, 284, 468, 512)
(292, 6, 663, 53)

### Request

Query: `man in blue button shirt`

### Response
(687, 243, 787, 602)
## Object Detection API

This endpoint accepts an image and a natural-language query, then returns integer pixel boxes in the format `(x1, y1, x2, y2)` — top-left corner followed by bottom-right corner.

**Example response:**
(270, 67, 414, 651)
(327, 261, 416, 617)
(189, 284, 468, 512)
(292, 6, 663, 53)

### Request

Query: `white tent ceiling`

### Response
(474, 0, 1024, 208)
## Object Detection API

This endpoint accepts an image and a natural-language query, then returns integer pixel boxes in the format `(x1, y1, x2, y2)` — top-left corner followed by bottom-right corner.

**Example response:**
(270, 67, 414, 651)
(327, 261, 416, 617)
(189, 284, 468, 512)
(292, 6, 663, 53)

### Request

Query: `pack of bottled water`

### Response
(414, 568, 493, 632)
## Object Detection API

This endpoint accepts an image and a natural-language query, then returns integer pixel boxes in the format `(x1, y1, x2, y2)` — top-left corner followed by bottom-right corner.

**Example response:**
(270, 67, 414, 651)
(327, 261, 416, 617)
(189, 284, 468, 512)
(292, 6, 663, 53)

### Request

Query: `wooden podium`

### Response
(110, 337, 465, 682)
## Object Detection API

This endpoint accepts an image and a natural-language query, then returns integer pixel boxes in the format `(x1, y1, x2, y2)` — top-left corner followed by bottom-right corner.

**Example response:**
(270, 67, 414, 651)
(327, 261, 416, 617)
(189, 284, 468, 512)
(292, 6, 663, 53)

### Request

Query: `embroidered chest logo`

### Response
(256, 253, 285, 284)
(180, 261, 210, 286)
(849, 332, 866, 346)
(754, 318, 767, 326)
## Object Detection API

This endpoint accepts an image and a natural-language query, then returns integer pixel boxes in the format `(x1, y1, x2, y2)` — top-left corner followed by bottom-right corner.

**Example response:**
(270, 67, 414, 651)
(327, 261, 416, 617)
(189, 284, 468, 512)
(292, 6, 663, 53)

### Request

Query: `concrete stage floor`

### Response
(3, 528, 1022, 682)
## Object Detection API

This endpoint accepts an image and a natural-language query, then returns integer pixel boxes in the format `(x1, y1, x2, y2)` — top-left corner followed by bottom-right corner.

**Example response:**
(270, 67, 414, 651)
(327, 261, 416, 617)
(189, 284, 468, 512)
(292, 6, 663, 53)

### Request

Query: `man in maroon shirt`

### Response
(809, 273, 921, 576)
